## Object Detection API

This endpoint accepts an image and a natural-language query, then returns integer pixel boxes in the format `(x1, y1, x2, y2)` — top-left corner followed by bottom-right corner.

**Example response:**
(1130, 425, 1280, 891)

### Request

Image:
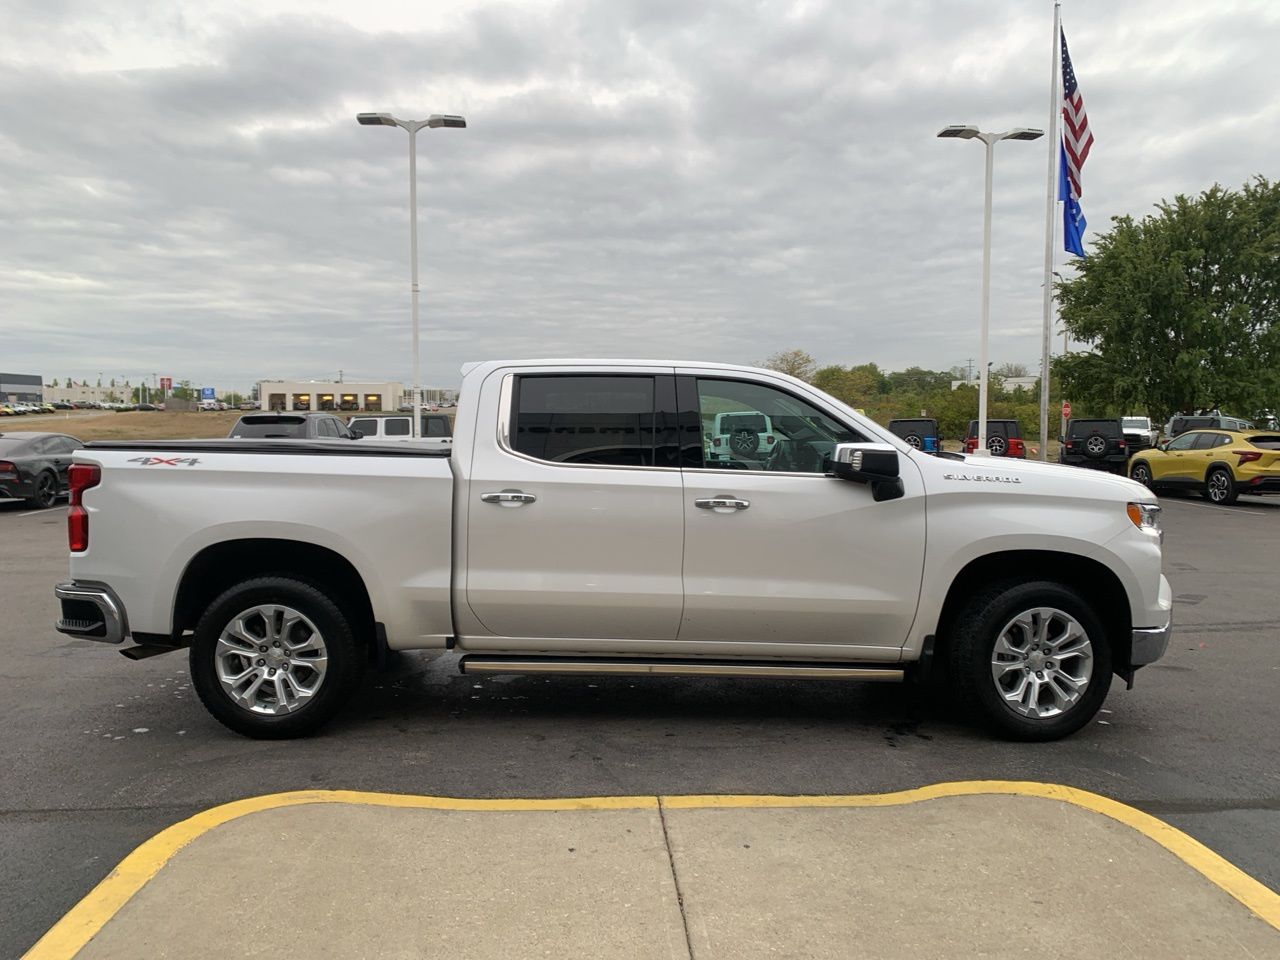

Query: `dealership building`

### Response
(0, 372, 43, 403)
(256, 380, 403, 412)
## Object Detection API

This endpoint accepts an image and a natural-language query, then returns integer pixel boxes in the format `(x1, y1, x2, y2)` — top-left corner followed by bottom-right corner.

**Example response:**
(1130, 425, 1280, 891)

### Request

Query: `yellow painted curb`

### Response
(22, 781, 1280, 960)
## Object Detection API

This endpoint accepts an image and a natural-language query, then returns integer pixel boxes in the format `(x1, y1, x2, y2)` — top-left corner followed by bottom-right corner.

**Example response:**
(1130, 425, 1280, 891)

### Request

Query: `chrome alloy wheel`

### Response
(987, 435, 1007, 455)
(215, 604, 328, 715)
(1131, 463, 1152, 487)
(1207, 470, 1231, 503)
(1085, 435, 1107, 456)
(990, 607, 1093, 719)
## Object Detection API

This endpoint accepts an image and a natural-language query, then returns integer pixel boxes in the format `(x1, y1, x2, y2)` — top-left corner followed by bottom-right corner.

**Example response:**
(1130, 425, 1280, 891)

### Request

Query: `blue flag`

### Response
(1059, 145, 1087, 257)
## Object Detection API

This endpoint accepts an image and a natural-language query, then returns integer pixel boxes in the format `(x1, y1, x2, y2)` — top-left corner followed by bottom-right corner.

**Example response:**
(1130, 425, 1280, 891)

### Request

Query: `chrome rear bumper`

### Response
(54, 581, 128, 644)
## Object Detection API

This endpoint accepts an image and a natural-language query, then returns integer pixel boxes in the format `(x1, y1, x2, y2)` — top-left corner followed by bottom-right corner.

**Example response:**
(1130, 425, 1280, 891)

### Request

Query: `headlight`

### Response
(1127, 501, 1162, 537)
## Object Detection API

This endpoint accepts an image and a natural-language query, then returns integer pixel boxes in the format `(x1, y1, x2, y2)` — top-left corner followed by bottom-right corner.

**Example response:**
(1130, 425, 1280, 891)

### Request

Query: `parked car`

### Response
(137, 403, 159, 411)
(1121, 417, 1159, 451)
(963, 420, 1026, 458)
(1163, 412, 1253, 438)
(709, 410, 775, 462)
(0, 405, 15, 417)
(347, 414, 453, 446)
(52, 401, 75, 410)
(887, 418, 941, 453)
(228, 412, 359, 440)
(1059, 419, 1129, 474)
(56, 358, 1171, 743)
(239, 402, 258, 411)
(0, 431, 84, 508)
(1130, 429, 1280, 504)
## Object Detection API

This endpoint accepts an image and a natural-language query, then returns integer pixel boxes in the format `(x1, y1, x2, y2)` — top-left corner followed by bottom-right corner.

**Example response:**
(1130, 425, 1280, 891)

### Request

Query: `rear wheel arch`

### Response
(933, 551, 1133, 673)
(172, 539, 377, 650)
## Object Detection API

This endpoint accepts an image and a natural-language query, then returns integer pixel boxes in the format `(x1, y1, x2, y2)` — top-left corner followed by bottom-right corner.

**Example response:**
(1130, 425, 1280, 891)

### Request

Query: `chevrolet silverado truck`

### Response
(53, 359, 1172, 741)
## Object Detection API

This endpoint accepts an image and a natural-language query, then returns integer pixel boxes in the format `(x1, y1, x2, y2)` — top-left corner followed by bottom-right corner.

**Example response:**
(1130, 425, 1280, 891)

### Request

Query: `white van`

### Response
(347, 413, 453, 446)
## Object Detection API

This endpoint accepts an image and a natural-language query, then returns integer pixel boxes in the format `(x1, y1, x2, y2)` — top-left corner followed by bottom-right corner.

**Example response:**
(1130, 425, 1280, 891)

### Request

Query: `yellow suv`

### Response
(1129, 429, 1280, 505)
(0, 404, 16, 417)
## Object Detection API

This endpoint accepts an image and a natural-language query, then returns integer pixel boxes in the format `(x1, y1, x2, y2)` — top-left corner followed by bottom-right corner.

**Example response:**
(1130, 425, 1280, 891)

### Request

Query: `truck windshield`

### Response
(1122, 418, 1148, 429)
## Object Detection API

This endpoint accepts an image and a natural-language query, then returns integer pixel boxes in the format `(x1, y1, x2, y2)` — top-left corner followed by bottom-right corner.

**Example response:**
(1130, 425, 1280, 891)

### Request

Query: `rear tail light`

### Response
(712, 438, 721, 447)
(766, 435, 775, 445)
(0, 460, 16, 481)
(67, 463, 101, 552)
(1234, 450, 1263, 465)
(1118, 439, 1126, 448)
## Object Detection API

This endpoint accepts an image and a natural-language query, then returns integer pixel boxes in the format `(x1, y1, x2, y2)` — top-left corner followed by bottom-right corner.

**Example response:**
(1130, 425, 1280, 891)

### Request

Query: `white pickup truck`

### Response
(54, 359, 1172, 741)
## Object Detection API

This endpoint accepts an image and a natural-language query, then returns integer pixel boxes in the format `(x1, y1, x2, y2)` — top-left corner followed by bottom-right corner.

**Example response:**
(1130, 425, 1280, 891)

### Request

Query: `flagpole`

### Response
(1038, 0, 1062, 461)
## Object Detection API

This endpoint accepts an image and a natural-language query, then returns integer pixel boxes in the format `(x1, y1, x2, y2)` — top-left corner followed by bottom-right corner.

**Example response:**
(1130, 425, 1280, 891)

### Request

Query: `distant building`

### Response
(44, 382, 146, 405)
(0, 372, 43, 403)
(257, 379, 403, 412)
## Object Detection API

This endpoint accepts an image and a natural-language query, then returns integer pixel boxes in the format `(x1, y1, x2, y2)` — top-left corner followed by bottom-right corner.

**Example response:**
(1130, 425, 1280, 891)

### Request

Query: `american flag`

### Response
(1060, 29, 1093, 199)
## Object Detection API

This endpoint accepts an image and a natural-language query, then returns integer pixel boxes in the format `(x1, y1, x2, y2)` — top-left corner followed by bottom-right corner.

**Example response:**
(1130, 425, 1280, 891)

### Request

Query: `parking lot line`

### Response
(23, 781, 1280, 960)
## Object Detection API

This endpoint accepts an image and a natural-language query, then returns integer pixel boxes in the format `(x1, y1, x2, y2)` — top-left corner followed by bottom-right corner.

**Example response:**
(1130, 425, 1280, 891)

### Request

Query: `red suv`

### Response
(963, 419, 1026, 458)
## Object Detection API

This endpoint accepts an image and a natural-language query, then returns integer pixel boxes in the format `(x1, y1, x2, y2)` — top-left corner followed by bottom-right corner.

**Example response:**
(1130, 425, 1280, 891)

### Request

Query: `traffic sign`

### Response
(1061, 400, 1072, 418)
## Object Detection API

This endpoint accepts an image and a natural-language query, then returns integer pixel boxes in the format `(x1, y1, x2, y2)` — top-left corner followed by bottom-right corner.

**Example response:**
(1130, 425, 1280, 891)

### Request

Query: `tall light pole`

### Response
(357, 111, 466, 436)
(938, 125, 1043, 456)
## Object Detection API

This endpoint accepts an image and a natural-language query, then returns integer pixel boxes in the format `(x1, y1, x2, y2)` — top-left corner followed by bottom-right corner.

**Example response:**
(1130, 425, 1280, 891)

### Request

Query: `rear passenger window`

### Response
(350, 418, 377, 436)
(317, 419, 337, 438)
(423, 417, 450, 437)
(512, 376, 656, 466)
(385, 418, 411, 437)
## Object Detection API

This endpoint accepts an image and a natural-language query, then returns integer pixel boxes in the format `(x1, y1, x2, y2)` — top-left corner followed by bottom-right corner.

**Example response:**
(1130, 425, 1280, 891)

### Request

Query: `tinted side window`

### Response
(316, 419, 336, 438)
(423, 416, 450, 437)
(1191, 432, 1228, 450)
(350, 418, 377, 436)
(1166, 433, 1198, 451)
(31, 437, 59, 455)
(513, 376, 656, 466)
(384, 418, 411, 437)
(693, 378, 860, 473)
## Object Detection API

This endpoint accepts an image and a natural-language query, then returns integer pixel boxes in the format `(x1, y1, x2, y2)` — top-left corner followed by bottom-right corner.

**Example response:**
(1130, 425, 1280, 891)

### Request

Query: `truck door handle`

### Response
(694, 497, 750, 510)
(481, 491, 537, 505)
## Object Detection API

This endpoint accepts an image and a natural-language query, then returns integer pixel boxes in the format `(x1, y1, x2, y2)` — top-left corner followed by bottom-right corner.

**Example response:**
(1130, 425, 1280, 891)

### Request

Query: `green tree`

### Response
(760, 349, 817, 382)
(1056, 176, 1280, 421)
(171, 380, 195, 400)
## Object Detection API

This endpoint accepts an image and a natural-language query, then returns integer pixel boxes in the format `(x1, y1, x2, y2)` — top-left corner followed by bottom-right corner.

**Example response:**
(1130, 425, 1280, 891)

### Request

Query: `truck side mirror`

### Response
(827, 443, 903, 501)
(350, 429, 363, 439)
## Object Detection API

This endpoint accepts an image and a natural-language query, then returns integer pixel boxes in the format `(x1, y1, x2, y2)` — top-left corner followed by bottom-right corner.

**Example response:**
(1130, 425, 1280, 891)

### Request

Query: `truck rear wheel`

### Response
(947, 580, 1112, 741)
(189, 577, 365, 739)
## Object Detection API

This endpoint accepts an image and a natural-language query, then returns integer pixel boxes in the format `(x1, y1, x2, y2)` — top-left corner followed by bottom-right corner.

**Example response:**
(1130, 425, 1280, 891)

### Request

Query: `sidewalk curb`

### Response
(23, 780, 1280, 959)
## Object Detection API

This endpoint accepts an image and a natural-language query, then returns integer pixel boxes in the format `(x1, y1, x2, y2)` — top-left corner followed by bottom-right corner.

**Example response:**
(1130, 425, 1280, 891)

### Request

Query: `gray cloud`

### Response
(2, 0, 1277, 391)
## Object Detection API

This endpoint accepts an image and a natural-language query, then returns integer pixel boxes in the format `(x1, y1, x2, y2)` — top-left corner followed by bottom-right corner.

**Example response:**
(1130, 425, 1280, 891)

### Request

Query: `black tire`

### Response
(946, 579, 1112, 741)
(730, 428, 760, 456)
(1083, 432, 1107, 460)
(190, 577, 365, 739)
(1203, 466, 1238, 505)
(986, 435, 1007, 456)
(1130, 461, 1154, 490)
(24, 471, 57, 509)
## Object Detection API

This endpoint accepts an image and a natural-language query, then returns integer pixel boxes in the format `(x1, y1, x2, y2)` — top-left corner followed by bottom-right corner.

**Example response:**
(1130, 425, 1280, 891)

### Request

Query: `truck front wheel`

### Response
(947, 580, 1112, 741)
(189, 577, 365, 739)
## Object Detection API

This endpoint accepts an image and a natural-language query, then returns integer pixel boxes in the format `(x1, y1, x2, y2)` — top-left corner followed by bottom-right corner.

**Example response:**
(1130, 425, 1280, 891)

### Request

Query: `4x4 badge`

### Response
(127, 456, 201, 466)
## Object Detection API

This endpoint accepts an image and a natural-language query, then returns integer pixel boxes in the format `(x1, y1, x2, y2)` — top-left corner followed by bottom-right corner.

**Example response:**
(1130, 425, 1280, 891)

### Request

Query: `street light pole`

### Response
(357, 111, 466, 437)
(938, 125, 1043, 456)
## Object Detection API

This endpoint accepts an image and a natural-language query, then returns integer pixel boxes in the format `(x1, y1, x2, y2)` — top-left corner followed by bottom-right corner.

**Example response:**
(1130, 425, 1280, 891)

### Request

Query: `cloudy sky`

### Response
(2, 0, 1276, 392)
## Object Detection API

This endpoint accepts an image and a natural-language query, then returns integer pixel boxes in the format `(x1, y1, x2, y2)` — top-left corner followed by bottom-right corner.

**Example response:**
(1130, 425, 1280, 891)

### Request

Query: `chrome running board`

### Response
(459, 656, 904, 681)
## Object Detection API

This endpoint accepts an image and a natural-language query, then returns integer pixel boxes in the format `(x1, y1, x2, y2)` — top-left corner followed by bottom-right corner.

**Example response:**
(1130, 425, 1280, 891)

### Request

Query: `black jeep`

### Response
(887, 418, 941, 453)
(1059, 418, 1128, 474)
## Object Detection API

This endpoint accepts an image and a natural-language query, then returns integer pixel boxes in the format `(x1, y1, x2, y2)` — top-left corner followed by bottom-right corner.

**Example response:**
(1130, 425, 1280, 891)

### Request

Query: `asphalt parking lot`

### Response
(3, 490, 1279, 957)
